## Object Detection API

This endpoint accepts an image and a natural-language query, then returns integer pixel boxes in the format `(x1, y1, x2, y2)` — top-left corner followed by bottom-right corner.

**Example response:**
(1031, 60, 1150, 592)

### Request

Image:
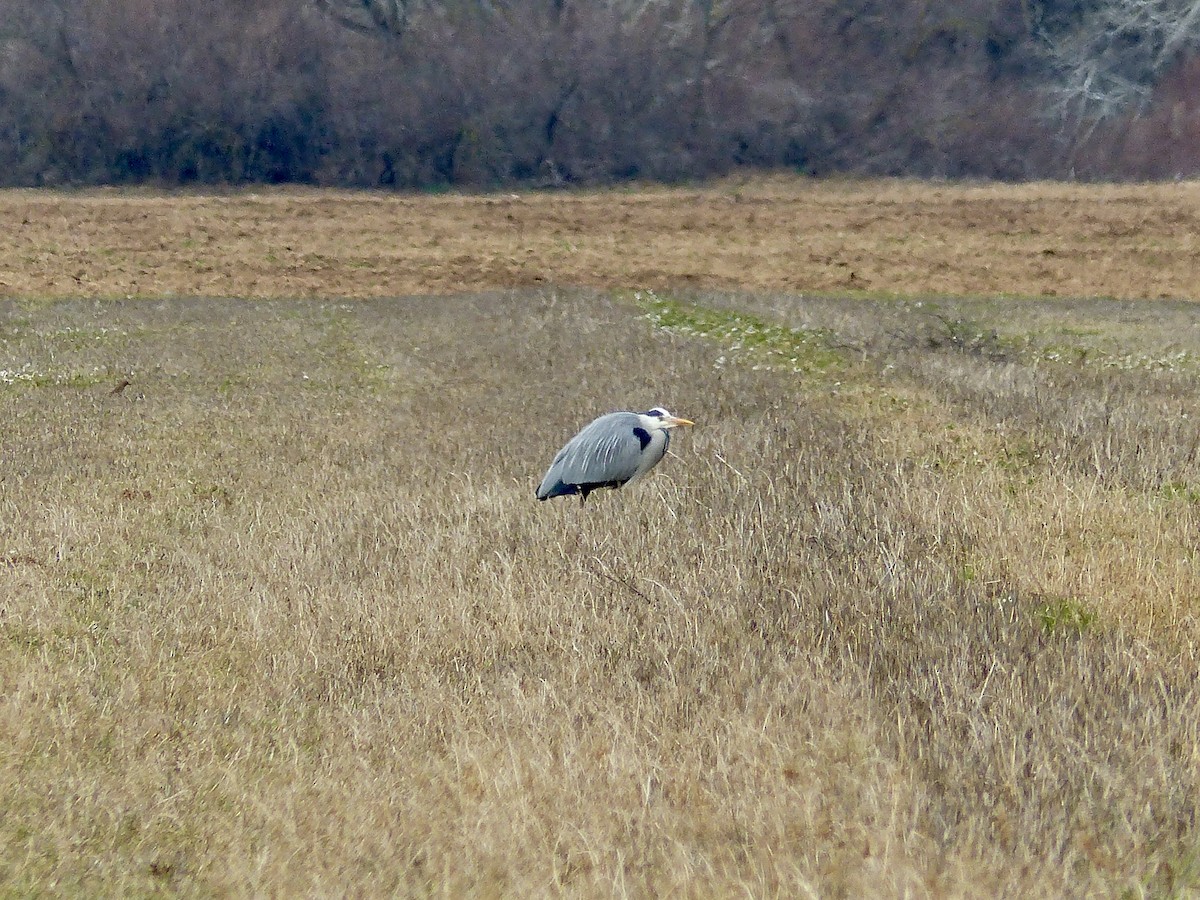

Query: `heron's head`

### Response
(642, 407, 695, 430)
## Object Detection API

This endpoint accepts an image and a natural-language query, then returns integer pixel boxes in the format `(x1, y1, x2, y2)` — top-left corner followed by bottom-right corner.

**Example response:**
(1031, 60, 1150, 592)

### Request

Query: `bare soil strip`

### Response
(3, 177, 1199, 301)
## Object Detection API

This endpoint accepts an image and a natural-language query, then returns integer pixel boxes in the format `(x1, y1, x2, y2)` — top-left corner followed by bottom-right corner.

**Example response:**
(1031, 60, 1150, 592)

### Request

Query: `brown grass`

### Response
(3, 176, 1200, 301)
(3, 180, 1200, 896)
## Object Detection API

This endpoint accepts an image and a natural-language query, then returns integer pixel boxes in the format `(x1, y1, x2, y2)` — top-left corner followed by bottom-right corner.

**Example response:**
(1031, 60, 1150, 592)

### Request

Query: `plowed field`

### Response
(3, 176, 1198, 301)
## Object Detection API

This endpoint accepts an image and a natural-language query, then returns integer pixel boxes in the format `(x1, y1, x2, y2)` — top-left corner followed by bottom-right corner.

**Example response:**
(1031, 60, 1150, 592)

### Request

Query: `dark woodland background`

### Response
(4, 0, 1200, 188)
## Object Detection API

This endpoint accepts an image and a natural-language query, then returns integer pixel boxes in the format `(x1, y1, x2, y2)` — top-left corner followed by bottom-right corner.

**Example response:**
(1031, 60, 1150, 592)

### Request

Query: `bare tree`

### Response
(1037, 0, 1200, 135)
(0, 0, 1094, 185)
(0, 0, 80, 82)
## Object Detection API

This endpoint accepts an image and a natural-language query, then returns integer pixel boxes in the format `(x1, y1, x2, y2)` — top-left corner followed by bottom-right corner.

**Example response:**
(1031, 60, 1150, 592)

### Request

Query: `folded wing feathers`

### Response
(562, 424, 641, 485)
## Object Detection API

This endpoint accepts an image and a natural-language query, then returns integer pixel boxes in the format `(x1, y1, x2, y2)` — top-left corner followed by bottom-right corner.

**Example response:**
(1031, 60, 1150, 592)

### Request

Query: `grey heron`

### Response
(536, 407, 694, 504)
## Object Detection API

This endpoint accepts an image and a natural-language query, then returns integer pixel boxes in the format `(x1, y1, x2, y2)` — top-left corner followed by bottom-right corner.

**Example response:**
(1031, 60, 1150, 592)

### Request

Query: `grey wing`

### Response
(537, 413, 646, 496)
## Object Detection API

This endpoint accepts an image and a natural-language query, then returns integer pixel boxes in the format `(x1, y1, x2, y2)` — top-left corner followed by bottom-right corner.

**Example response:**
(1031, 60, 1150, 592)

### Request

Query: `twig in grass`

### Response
(584, 556, 651, 603)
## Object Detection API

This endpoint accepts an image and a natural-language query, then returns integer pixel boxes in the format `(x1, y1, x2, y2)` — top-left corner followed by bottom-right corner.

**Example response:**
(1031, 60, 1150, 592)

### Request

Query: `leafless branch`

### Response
(1037, 0, 1200, 134)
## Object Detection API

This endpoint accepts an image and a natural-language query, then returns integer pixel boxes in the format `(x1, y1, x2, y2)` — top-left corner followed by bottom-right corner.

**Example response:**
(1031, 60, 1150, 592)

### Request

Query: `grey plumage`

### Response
(536, 406, 694, 504)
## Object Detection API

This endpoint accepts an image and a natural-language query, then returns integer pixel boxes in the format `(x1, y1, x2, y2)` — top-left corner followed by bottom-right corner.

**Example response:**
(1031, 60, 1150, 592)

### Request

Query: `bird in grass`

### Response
(536, 406, 694, 505)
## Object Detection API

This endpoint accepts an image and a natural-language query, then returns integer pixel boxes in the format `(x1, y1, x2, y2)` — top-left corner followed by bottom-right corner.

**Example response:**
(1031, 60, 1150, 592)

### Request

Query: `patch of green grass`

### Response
(64, 569, 116, 626)
(1160, 482, 1200, 504)
(0, 366, 108, 390)
(1054, 325, 1104, 338)
(1, 625, 46, 654)
(1035, 596, 1097, 636)
(216, 374, 246, 397)
(1127, 840, 1200, 899)
(998, 439, 1044, 473)
(633, 289, 845, 377)
(1036, 342, 1200, 374)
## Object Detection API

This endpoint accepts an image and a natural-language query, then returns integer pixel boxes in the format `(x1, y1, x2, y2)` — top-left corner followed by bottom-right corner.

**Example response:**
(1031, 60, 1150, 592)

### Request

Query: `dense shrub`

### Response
(0, 0, 1194, 187)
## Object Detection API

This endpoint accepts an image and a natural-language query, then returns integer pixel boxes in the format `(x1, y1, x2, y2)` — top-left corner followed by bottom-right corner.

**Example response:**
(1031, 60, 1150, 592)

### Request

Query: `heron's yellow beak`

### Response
(669, 416, 695, 427)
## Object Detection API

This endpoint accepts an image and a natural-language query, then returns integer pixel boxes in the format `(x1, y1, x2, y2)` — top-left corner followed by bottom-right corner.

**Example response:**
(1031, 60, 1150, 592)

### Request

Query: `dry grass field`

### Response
(3, 178, 1200, 896)
(3, 176, 1200, 302)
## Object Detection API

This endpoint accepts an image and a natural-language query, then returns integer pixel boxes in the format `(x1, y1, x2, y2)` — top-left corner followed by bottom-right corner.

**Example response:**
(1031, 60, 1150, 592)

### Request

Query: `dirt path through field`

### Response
(2, 176, 1199, 301)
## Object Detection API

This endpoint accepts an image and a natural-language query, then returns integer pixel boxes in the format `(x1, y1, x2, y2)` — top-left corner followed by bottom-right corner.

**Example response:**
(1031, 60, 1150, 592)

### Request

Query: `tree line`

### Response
(2, 0, 1200, 188)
